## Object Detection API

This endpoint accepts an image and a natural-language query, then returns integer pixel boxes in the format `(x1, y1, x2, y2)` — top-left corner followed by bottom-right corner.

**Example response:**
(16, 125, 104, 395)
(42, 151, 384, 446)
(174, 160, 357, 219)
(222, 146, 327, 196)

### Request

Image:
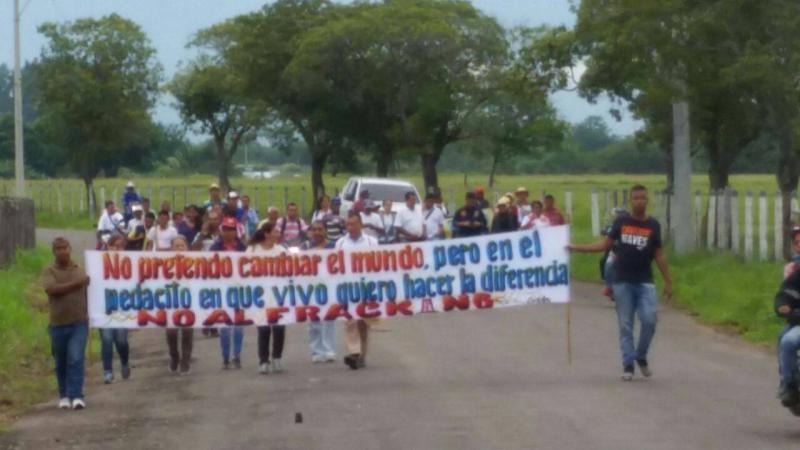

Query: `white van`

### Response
(339, 177, 420, 215)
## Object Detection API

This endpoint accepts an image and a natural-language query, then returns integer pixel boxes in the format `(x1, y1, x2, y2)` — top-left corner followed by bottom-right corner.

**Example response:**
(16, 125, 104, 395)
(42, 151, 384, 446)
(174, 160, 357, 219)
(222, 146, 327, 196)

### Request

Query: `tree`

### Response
(36, 15, 162, 214)
(571, 116, 615, 152)
(169, 55, 263, 193)
(285, 0, 509, 192)
(200, 0, 343, 201)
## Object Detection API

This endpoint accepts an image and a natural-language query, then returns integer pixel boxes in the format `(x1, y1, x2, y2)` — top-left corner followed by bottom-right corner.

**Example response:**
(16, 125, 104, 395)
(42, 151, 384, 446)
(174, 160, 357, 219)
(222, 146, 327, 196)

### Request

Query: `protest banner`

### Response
(86, 225, 570, 328)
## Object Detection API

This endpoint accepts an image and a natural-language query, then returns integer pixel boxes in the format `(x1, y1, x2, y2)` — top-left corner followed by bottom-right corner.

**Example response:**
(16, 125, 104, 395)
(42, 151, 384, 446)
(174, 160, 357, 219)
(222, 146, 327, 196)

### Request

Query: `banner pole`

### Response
(566, 302, 572, 366)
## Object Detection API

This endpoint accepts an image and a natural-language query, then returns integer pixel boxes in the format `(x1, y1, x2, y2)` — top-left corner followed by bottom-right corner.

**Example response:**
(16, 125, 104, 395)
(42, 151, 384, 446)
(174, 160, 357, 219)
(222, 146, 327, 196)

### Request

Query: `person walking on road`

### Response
(42, 237, 90, 410)
(774, 228, 800, 407)
(336, 215, 380, 370)
(567, 185, 672, 381)
(302, 222, 337, 363)
(166, 235, 195, 375)
(246, 220, 288, 374)
(100, 235, 131, 384)
(210, 217, 247, 370)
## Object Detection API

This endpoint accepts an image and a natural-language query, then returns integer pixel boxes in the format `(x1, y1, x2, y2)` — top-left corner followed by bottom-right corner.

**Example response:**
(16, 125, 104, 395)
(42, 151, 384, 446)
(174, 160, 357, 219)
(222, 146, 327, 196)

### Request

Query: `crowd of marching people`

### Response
(46, 180, 572, 410)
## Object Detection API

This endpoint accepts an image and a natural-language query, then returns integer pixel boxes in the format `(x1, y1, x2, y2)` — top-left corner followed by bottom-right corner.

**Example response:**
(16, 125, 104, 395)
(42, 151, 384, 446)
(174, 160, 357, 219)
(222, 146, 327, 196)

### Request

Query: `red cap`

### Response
(475, 187, 485, 194)
(222, 217, 238, 229)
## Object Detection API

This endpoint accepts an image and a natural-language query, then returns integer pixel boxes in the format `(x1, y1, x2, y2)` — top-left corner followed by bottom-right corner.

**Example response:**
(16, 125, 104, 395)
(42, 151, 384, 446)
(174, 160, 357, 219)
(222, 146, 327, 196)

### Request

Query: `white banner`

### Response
(86, 226, 570, 328)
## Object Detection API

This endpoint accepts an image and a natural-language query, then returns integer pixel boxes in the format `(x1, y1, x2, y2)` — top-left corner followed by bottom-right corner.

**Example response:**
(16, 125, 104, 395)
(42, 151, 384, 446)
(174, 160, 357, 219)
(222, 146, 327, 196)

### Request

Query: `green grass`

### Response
(0, 247, 54, 431)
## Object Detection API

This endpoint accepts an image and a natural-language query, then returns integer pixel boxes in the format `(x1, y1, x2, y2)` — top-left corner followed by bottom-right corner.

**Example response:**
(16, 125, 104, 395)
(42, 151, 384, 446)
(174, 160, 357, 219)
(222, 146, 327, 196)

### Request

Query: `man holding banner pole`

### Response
(568, 185, 672, 381)
(336, 214, 379, 370)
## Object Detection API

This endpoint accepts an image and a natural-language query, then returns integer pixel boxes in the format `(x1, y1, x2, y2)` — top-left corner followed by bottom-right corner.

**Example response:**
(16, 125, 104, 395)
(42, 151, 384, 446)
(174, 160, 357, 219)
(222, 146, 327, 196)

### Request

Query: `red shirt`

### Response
(542, 208, 565, 225)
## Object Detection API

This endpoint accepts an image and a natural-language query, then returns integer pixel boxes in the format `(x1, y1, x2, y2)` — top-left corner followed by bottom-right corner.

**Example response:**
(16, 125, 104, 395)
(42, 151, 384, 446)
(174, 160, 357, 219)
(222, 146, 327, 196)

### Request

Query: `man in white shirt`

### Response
(146, 210, 179, 251)
(394, 191, 425, 242)
(97, 201, 126, 249)
(126, 205, 146, 250)
(422, 193, 445, 240)
(335, 215, 379, 370)
(360, 200, 384, 239)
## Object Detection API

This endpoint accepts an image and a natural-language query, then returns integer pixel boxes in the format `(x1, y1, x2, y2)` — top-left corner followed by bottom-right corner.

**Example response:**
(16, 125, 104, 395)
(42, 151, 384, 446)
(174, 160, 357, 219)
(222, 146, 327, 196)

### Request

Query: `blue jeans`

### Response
(779, 325, 800, 385)
(612, 283, 658, 368)
(100, 328, 129, 373)
(49, 322, 88, 400)
(219, 327, 244, 362)
(309, 321, 336, 357)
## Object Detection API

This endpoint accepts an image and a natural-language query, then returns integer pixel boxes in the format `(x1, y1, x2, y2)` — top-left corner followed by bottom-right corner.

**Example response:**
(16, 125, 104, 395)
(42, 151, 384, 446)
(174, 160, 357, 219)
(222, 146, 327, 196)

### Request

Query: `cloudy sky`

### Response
(0, 0, 642, 137)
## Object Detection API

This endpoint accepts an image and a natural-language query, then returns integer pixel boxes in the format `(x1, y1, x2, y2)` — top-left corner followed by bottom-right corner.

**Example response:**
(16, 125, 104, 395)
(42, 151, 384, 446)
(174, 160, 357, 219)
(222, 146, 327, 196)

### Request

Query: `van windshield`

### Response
(360, 183, 418, 203)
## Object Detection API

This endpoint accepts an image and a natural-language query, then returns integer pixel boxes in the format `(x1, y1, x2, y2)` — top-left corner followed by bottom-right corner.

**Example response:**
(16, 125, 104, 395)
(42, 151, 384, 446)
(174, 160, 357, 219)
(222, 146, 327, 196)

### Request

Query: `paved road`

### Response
(3, 229, 799, 450)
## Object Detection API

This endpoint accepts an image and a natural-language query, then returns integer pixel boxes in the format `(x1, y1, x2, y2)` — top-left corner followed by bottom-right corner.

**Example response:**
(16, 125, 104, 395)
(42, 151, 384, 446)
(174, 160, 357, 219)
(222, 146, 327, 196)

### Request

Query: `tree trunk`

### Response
(214, 137, 231, 193)
(310, 151, 327, 203)
(375, 156, 390, 178)
(672, 99, 695, 254)
(83, 177, 96, 219)
(420, 152, 440, 195)
(488, 153, 499, 188)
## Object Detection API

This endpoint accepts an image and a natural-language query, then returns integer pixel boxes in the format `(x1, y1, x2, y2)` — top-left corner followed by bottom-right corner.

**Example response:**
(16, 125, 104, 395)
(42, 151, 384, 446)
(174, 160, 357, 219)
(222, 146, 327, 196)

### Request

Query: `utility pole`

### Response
(672, 98, 695, 254)
(13, 0, 25, 197)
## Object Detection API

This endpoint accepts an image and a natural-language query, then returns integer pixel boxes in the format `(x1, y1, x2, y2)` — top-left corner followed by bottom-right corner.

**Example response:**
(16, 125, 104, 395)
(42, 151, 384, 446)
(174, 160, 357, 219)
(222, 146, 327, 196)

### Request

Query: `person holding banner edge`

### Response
(42, 237, 90, 410)
(303, 221, 337, 363)
(100, 235, 131, 384)
(567, 184, 672, 381)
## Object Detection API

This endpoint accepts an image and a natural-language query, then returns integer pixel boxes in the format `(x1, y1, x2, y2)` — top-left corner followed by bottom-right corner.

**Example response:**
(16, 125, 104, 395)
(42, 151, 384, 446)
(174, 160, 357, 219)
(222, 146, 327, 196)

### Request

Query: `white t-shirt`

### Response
(98, 211, 125, 233)
(246, 243, 285, 256)
(422, 207, 445, 240)
(360, 212, 384, 238)
(394, 206, 424, 240)
(335, 233, 379, 250)
(147, 225, 179, 251)
(520, 214, 550, 230)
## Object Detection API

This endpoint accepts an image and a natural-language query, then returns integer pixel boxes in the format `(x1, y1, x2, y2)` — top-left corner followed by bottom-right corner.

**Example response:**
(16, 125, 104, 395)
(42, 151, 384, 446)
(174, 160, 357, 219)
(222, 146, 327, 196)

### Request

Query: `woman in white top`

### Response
(311, 195, 331, 223)
(247, 220, 287, 375)
(520, 200, 550, 230)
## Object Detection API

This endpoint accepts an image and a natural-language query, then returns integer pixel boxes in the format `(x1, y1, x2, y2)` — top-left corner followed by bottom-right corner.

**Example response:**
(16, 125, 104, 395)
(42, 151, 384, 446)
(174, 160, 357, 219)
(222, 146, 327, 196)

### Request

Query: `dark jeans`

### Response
(49, 322, 88, 400)
(100, 328, 129, 373)
(166, 328, 194, 369)
(257, 325, 285, 364)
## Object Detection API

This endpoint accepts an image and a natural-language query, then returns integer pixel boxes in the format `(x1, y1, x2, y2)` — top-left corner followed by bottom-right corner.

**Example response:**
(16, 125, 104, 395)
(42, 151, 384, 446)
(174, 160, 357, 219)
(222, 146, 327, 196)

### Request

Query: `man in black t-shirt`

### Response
(568, 185, 672, 381)
(453, 192, 488, 238)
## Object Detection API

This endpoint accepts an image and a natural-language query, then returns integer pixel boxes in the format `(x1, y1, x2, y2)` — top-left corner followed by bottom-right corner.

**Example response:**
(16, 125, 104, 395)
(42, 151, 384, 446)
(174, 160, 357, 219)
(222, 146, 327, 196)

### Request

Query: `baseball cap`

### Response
(228, 191, 239, 199)
(209, 183, 220, 190)
(474, 187, 485, 194)
(132, 204, 143, 212)
(221, 217, 238, 229)
(126, 180, 135, 188)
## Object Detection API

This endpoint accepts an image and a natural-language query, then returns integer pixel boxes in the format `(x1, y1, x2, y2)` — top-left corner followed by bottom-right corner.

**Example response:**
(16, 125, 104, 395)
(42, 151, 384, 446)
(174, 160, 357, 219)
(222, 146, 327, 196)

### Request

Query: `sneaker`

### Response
(179, 368, 191, 376)
(179, 360, 191, 375)
(602, 287, 613, 297)
(311, 355, 324, 363)
(232, 357, 242, 370)
(344, 354, 360, 370)
(71, 398, 86, 410)
(222, 360, 230, 370)
(325, 353, 336, 362)
(58, 398, 71, 410)
(357, 355, 366, 368)
(103, 371, 114, 384)
(169, 359, 179, 374)
(621, 365, 634, 381)
(259, 362, 269, 375)
(271, 359, 284, 373)
(121, 364, 131, 380)
(780, 383, 800, 407)
(636, 359, 652, 378)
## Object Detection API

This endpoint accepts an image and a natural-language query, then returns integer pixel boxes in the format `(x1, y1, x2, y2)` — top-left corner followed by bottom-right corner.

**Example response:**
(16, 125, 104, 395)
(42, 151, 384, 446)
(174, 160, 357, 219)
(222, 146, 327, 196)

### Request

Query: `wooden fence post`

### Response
(622, 189, 628, 208)
(744, 191, 754, 260)
(718, 188, 730, 250)
(591, 189, 600, 237)
(448, 188, 455, 215)
(775, 191, 783, 262)
(694, 190, 702, 246)
(99, 186, 106, 209)
(57, 185, 63, 214)
(706, 191, 716, 250)
(759, 191, 768, 261)
(603, 189, 610, 224)
(613, 190, 619, 208)
(565, 191, 573, 223)
(731, 190, 740, 254)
